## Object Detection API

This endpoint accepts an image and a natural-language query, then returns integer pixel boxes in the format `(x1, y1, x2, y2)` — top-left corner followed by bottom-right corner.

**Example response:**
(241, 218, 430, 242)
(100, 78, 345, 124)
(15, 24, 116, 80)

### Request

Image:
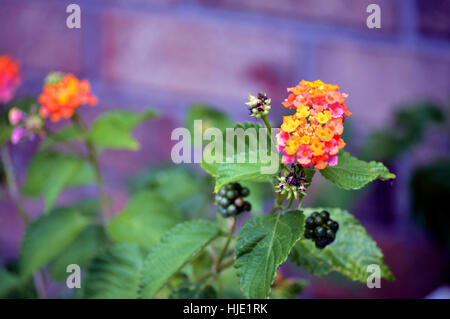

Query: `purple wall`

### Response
(0, 0, 449, 298)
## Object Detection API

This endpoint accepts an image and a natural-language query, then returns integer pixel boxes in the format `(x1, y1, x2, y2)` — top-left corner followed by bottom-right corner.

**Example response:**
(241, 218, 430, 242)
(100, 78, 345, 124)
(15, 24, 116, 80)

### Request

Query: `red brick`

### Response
(199, 0, 399, 32)
(101, 9, 298, 103)
(317, 42, 450, 131)
(0, 2, 83, 73)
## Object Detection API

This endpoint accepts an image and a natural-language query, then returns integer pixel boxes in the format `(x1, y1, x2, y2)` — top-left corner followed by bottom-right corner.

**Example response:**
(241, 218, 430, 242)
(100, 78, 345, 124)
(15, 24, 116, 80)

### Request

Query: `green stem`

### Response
(1, 146, 28, 224)
(0, 146, 47, 298)
(215, 216, 236, 273)
(72, 113, 109, 220)
(261, 115, 272, 136)
(195, 258, 234, 283)
(297, 193, 305, 210)
(269, 192, 287, 214)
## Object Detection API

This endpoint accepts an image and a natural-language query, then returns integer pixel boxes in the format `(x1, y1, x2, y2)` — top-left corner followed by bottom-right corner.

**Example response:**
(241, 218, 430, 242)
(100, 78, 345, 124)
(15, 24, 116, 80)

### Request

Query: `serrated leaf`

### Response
(88, 109, 156, 150)
(290, 207, 394, 282)
(22, 151, 95, 212)
(234, 210, 305, 299)
(214, 161, 277, 192)
(106, 190, 183, 250)
(19, 208, 90, 279)
(82, 243, 144, 299)
(320, 151, 395, 190)
(201, 121, 279, 192)
(140, 220, 220, 298)
(49, 226, 106, 281)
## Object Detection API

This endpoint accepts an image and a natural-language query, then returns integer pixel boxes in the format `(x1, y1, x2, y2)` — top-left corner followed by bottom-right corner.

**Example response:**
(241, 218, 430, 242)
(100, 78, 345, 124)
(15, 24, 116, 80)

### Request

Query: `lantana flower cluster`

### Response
(9, 106, 45, 144)
(0, 55, 21, 104)
(38, 73, 97, 122)
(277, 80, 351, 169)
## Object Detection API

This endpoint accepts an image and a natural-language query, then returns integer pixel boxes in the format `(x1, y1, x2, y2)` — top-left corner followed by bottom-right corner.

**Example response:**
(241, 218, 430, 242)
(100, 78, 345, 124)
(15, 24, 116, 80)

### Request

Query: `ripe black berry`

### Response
(303, 210, 339, 249)
(315, 237, 328, 249)
(319, 210, 329, 219)
(304, 228, 314, 239)
(326, 229, 335, 240)
(241, 187, 250, 197)
(314, 226, 325, 237)
(313, 216, 323, 225)
(215, 183, 252, 217)
(305, 217, 315, 228)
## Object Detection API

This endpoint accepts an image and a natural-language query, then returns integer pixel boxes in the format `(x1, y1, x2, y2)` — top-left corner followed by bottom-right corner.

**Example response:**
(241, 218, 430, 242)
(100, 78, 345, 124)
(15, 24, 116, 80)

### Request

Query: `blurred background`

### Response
(0, 0, 449, 298)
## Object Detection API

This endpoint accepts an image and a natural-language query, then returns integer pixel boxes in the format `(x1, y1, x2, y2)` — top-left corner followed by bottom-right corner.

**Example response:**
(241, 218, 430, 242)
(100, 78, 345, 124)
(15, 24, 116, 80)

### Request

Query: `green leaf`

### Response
(106, 190, 183, 250)
(0, 109, 12, 146)
(40, 125, 82, 150)
(320, 151, 395, 190)
(0, 269, 21, 298)
(234, 210, 305, 299)
(290, 207, 394, 282)
(128, 165, 213, 219)
(82, 243, 144, 299)
(48, 226, 106, 281)
(169, 281, 217, 299)
(214, 161, 277, 192)
(19, 208, 90, 278)
(140, 220, 220, 298)
(185, 104, 235, 142)
(22, 151, 95, 212)
(201, 121, 279, 192)
(88, 109, 156, 150)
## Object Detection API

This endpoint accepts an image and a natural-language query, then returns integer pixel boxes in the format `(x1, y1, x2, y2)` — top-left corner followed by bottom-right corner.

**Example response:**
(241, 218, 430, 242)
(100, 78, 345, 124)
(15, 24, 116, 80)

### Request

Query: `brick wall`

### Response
(0, 0, 448, 131)
(0, 0, 449, 298)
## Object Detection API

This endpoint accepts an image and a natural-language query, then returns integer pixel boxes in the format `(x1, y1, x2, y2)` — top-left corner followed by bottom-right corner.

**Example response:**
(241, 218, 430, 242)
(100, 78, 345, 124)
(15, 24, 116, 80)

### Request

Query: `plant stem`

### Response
(215, 216, 236, 273)
(297, 193, 305, 210)
(1, 146, 28, 224)
(269, 192, 287, 214)
(195, 258, 234, 283)
(0, 146, 47, 298)
(72, 113, 109, 220)
(261, 115, 272, 136)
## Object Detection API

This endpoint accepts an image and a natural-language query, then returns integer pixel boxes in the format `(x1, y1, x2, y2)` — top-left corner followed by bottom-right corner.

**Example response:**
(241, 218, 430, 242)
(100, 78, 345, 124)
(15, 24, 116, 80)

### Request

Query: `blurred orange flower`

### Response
(38, 73, 97, 122)
(0, 55, 21, 104)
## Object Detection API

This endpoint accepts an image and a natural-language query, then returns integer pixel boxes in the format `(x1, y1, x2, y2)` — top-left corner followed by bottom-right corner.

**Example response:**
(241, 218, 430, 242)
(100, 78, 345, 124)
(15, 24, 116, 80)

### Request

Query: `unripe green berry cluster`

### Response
(215, 183, 251, 218)
(303, 210, 339, 249)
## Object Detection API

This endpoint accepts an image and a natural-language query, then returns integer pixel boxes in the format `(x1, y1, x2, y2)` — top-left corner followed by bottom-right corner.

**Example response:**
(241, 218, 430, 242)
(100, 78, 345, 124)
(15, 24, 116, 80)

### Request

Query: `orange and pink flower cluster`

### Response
(277, 80, 351, 169)
(0, 55, 21, 104)
(38, 73, 97, 122)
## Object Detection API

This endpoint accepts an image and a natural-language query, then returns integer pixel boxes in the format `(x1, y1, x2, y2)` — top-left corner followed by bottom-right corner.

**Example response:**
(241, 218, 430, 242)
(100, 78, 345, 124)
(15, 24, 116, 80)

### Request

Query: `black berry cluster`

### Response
(303, 210, 339, 249)
(215, 183, 251, 217)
